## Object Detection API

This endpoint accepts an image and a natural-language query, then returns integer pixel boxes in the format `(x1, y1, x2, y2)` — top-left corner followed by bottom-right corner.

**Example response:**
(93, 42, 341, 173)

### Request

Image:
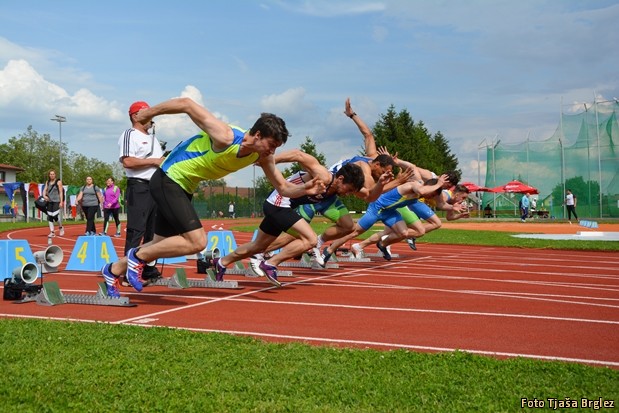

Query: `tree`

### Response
(0, 126, 115, 186)
(372, 105, 460, 177)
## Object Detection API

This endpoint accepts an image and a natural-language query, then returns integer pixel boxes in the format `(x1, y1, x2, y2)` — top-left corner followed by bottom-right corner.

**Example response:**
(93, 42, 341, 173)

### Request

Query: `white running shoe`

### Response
(351, 243, 365, 259)
(249, 255, 266, 277)
(311, 247, 325, 267)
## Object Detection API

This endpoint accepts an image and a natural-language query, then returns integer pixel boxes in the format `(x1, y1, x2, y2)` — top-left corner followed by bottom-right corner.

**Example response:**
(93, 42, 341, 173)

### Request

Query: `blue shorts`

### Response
(409, 201, 435, 221)
(357, 202, 403, 231)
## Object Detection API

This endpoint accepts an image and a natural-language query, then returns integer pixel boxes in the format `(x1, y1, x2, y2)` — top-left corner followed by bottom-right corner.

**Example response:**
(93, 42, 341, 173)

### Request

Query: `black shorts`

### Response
(149, 168, 203, 237)
(259, 202, 303, 237)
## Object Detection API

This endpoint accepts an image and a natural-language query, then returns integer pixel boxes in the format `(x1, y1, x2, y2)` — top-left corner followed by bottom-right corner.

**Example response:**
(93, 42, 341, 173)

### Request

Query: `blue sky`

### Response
(1, 0, 618, 187)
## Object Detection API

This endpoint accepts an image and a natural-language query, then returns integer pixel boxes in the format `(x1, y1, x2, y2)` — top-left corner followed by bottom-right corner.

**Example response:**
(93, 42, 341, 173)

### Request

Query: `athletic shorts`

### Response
(409, 201, 435, 221)
(150, 168, 203, 237)
(259, 202, 303, 237)
(296, 197, 348, 223)
(357, 202, 404, 231)
(47, 202, 60, 222)
(397, 206, 421, 225)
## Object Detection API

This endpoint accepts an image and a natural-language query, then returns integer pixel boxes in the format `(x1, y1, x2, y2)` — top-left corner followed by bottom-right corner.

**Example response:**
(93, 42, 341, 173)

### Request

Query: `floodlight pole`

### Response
(50, 115, 67, 182)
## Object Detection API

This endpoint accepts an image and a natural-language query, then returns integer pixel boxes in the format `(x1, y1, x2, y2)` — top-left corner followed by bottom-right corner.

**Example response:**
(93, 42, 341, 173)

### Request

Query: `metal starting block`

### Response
(364, 252, 400, 258)
(24, 281, 136, 307)
(168, 268, 240, 289)
(278, 253, 339, 269)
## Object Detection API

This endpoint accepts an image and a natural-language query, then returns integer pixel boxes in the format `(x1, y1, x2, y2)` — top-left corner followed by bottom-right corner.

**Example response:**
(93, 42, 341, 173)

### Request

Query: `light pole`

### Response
(50, 115, 66, 181)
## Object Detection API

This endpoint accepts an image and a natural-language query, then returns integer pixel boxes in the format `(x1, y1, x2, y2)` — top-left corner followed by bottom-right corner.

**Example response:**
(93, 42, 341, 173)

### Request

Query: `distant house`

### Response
(0, 163, 25, 184)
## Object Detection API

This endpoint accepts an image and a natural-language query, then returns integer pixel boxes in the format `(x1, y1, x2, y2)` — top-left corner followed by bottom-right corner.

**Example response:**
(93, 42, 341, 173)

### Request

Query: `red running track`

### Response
(2, 224, 618, 368)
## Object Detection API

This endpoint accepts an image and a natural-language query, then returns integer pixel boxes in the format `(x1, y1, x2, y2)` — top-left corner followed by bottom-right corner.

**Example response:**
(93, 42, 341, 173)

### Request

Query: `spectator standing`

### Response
(42, 169, 65, 237)
(76, 176, 104, 235)
(228, 201, 235, 219)
(565, 189, 578, 223)
(119, 101, 165, 282)
(101, 177, 122, 237)
(520, 193, 530, 223)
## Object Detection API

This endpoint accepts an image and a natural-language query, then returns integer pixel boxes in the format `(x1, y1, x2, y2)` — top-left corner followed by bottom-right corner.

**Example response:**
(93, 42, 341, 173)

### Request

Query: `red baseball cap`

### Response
(128, 101, 150, 115)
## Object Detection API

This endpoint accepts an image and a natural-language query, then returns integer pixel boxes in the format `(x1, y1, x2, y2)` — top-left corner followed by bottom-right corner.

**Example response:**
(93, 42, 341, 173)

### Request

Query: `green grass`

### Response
(0, 319, 617, 413)
(232, 221, 619, 252)
(1, 221, 618, 411)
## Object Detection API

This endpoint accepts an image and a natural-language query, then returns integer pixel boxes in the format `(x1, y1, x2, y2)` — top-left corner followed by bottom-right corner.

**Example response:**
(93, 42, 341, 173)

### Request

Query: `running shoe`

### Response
(48, 232, 55, 238)
(101, 263, 120, 298)
(259, 261, 281, 287)
(321, 247, 332, 267)
(406, 238, 417, 251)
(125, 248, 145, 292)
(311, 247, 325, 267)
(376, 240, 392, 261)
(114, 232, 121, 238)
(351, 243, 365, 259)
(249, 255, 265, 277)
(213, 257, 226, 281)
(142, 265, 162, 286)
(59, 227, 64, 236)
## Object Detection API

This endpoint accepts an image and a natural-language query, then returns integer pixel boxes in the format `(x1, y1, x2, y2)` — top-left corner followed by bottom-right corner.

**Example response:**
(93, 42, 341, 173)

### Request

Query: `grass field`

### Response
(1, 220, 618, 412)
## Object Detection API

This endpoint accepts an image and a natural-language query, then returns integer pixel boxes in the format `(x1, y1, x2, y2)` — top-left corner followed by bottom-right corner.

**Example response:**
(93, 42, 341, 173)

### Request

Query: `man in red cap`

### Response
(117, 101, 166, 284)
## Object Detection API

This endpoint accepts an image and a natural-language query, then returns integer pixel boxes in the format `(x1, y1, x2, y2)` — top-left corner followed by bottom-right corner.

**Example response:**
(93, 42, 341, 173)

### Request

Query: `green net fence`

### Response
(481, 100, 619, 218)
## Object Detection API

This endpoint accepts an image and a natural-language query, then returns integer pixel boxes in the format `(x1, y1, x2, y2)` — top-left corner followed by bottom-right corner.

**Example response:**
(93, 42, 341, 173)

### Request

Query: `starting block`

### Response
(579, 220, 599, 229)
(206, 230, 237, 256)
(279, 253, 339, 269)
(0, 240, 37, 280)
(65, 235, 118, 271)
(20, 281, 136, 307)
(150, 268, 240, 289)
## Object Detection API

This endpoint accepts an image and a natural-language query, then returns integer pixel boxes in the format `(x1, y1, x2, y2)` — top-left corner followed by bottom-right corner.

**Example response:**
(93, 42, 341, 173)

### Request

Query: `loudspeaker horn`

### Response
(11, 263, 39, 284)
(34, 245, 64, 273)
(202, 247, 220, 260)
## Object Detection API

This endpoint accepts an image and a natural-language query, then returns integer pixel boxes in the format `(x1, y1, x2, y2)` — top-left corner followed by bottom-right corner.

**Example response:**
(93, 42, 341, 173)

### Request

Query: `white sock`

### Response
(316, 235, 324, 248)
(48, 222, 54, 232)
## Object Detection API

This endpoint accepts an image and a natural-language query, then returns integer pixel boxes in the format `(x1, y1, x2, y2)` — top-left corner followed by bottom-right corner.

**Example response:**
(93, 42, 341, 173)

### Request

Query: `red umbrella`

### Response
(461, 181, 491, 192)
(489, 180, 539, 195)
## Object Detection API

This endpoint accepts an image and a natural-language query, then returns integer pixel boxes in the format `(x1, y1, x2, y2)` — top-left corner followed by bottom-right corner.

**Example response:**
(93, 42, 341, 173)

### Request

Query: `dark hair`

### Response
(423, 178, 444, 198)
(372, 154, 396, 168)
(336, 163, 365, 191)
(454, 184, 470, 194)
(442, 170, 461, 186)
(249, 113, 290, 144)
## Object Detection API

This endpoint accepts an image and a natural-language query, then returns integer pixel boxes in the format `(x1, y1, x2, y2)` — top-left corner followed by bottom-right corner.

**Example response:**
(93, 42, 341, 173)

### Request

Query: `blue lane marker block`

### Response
(66, 235, 119, 272)
(0, 239, 38, 280)
(251, 229, 281, 255)
(160, 255, 187, 264)
(206, 230, 238, 257)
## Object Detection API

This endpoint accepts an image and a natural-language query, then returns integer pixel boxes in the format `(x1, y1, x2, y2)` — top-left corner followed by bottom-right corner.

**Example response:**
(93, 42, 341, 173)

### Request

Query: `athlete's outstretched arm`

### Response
(345, 98, 377, 158)
(257, 155, 325, 198)
(135, 97, 233, 150)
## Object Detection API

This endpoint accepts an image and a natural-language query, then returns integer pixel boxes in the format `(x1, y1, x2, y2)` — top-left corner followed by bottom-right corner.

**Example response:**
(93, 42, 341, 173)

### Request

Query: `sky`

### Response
(1, 0, 618, 188)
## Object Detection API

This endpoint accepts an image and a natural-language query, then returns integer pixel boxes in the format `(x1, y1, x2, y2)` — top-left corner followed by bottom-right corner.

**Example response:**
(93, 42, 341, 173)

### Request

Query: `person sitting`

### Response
(484, 203, 493, 218)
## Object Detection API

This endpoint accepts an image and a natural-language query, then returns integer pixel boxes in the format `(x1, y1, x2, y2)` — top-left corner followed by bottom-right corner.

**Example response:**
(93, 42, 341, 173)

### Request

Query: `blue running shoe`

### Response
(376, 240, 392, 261)
(126, 248, 144, 292)
(406, 237, 417, 251)
(259, 261, 281, 287)
(213, 257, 226, 281)
(321, 247, 332, 267)
(101, 263, 121, 298)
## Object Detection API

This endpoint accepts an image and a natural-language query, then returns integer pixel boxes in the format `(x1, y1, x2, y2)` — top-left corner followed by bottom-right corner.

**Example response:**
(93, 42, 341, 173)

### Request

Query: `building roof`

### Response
(0, 164, 25, 172)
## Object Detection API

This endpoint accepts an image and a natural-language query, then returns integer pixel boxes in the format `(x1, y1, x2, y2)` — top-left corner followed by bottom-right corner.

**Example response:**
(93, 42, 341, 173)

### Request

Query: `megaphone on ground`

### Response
(197, 247, 220, 274)
(201, 247, 220, 260)
(34, 245, 63, 273)
(3, 263, 40, 301)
